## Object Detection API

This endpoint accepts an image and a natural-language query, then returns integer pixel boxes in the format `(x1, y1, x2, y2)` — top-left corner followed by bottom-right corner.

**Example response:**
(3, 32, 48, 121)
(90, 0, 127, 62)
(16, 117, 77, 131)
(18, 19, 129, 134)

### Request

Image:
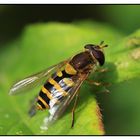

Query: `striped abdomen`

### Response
(37, 63, 77, 110)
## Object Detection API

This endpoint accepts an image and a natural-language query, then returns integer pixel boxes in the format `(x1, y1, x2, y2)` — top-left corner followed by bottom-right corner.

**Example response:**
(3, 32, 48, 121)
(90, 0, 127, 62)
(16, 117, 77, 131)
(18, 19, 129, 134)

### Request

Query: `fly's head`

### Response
(84, 41, 108, 66)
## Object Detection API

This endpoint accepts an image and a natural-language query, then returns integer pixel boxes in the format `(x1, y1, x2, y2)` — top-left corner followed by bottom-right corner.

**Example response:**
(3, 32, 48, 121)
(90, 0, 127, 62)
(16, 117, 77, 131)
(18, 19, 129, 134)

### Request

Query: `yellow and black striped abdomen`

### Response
(37, 63, 77, 110)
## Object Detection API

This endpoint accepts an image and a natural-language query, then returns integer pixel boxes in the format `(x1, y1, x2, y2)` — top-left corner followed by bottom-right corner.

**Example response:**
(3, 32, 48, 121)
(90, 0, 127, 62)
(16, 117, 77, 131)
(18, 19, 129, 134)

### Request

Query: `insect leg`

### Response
(71, 91, 80, 128)
(86, 79, 110, 94)
(95, 68, 108, 73)
(94, 67, 109, 83)
(100, 87, 110, 94)
(86, 79, 101, 86)
(95, 67, 111, 93)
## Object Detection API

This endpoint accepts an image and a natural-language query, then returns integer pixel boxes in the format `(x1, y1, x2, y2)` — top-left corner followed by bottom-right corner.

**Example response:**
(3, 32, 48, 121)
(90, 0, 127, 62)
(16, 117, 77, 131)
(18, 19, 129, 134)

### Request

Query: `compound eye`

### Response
(92, 50, 105, 66)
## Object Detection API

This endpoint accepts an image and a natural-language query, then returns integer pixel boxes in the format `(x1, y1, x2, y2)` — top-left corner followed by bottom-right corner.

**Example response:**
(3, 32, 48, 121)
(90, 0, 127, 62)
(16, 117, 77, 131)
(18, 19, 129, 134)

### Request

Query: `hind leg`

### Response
(71, 91, 80, 128)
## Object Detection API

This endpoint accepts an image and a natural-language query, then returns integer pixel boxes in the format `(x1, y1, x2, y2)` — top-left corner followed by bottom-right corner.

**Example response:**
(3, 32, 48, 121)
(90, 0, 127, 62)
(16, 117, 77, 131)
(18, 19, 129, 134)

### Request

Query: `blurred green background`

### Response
(0, 5, 140, 135)
(1, 5, 140, 45)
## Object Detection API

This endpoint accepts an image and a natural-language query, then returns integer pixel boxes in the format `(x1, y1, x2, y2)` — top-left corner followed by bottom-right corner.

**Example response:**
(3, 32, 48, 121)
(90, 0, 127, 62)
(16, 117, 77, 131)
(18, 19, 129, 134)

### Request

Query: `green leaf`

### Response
(95, 29, 140, 135)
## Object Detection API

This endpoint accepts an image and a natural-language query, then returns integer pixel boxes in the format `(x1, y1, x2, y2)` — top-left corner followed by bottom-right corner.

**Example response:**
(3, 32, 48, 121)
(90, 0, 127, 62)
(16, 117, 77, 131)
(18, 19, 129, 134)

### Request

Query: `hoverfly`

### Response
(9, 41, 108, 130)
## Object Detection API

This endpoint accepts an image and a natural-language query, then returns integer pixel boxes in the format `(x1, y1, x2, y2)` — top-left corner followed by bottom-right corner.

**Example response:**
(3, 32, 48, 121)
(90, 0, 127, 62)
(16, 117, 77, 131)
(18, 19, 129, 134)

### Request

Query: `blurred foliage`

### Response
(102, 5, 140, 34)
(0, 5, 140, 44)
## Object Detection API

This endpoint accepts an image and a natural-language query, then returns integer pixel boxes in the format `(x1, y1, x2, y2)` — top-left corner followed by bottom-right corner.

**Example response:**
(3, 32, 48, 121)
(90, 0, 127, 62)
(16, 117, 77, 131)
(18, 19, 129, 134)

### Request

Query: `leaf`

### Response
(95, 30, 140, 135)
(0, 21, 124, 135)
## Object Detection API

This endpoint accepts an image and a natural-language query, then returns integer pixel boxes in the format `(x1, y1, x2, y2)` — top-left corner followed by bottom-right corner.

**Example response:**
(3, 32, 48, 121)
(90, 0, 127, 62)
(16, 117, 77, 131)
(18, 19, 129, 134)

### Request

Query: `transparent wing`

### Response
(9, 60, 69, 95)
(40, 73, 89, 130)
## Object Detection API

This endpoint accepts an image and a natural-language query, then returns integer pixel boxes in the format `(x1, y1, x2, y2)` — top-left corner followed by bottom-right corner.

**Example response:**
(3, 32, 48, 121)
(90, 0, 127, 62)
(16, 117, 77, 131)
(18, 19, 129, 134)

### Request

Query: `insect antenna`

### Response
(99, 41, 108, 49)
(102, 44, 108, 48)
(100, 41, 104, 46)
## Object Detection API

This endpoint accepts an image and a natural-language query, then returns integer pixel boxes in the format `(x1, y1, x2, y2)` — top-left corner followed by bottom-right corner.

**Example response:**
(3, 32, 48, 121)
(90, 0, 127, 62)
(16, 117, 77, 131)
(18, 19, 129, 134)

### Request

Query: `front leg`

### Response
(95, 67, 108, 73)
(86, 79, 110, 94)
(86, 79, 102, 86)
